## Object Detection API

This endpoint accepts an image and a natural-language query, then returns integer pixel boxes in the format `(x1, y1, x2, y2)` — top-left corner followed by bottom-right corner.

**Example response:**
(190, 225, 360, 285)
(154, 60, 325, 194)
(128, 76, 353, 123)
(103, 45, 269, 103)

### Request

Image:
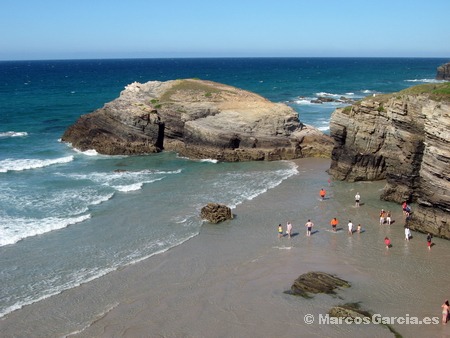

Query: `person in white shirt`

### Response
(305, 219, 314, 237)
(348, 220, 353, 235)
(355, 192, 360, 207)
(286, 221, 293, 238)
(405, 226, 411, 241)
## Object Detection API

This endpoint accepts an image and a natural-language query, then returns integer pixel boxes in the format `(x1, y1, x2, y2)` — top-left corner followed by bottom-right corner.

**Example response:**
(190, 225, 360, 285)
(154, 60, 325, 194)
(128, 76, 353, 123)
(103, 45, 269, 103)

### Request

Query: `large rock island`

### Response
(328, 83, 450, 238)
(62, 79, 333, 161)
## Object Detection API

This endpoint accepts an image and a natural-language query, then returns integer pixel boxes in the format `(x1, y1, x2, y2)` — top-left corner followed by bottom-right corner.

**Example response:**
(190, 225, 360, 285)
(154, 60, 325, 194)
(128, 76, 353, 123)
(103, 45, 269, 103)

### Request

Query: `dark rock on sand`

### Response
(200, 203, 233, 224)
(284, 271, 350, 298)
(328, 303, 371, 319)
(329, 303, 403, 337)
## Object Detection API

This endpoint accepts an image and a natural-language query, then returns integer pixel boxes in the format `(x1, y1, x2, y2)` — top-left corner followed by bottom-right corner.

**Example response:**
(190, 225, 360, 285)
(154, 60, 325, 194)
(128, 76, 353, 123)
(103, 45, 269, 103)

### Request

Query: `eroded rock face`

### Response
(62, 79, 333, 161)
(200, 203, 233, 224)
(436, 62, 450, 80)
(328, 83, 450, 238)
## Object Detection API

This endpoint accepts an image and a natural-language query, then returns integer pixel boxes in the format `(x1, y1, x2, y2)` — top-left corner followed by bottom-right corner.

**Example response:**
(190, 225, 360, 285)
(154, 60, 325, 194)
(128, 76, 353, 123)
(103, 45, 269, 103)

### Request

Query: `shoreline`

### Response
(1, 158, 449, 338)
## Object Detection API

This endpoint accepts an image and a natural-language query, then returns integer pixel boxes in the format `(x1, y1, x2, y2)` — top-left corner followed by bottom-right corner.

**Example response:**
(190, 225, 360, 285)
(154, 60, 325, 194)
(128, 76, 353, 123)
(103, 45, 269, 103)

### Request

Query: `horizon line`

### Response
(2, 55, 450, 62)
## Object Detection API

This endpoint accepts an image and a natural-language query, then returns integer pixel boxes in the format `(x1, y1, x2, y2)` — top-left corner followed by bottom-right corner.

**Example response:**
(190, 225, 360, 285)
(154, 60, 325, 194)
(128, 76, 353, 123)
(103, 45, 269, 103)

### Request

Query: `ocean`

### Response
(0, 57, 448, 326)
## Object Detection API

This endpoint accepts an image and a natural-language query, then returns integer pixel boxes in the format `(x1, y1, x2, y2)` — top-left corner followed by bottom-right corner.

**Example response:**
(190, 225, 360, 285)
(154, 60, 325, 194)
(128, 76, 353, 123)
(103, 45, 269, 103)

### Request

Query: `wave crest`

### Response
(0, 131, 28, 138)
(0, 156, 74, 173)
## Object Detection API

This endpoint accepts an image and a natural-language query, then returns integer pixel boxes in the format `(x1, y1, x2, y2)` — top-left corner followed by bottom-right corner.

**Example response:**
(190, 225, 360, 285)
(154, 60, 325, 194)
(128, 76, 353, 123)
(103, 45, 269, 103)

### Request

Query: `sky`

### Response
(1, 0, 449, 60)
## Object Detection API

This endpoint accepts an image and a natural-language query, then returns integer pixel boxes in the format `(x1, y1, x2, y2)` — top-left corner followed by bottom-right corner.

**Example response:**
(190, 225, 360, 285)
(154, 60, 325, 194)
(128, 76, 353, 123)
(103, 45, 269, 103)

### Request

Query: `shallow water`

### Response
(2, 159, 449, 338)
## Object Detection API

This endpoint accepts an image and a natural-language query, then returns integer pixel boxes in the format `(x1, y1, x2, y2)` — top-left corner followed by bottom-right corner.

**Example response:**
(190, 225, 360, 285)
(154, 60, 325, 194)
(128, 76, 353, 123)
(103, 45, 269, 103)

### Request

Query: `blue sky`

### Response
(1, 0, 449, 60)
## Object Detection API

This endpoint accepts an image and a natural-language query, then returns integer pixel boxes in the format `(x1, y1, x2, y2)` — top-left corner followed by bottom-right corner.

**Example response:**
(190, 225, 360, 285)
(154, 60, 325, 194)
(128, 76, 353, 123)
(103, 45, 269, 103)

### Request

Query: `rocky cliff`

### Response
(436, 62, 450, 80)
(328, 83, 450, 238)
(62, 79, 333, 161)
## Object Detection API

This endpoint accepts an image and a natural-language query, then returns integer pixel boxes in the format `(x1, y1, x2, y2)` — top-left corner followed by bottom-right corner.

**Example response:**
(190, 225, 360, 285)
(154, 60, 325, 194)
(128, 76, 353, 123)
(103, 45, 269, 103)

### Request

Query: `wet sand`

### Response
(2, 158, 450, 338)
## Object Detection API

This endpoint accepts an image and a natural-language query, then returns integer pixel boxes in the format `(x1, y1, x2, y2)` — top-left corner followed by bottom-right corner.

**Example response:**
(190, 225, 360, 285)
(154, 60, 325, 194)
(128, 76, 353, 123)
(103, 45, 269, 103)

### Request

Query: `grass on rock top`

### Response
(159, 79, 223, 102)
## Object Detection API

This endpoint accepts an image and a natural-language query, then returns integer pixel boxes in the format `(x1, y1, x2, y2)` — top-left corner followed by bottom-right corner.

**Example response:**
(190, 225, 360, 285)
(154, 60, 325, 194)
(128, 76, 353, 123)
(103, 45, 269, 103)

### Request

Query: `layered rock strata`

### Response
(328, 83, 450, 238)
(436, 62, 450, 80)
(284, 271, 350, 298)
(62, 79, 333, 161)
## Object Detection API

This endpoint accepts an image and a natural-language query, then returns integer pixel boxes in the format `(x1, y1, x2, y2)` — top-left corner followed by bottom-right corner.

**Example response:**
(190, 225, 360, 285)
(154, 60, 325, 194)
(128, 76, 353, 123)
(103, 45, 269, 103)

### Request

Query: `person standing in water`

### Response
(319, 188, 326, 200)
(330, 217, 339, 232)
(442, 300, 449, 324)
(305, 219, 314, 237)
(286, 221, 293, 238)
(427, 233, 433, 250)
(405, 226, 411, 241)
(277, 224, 283, 238)
(386, 211, 392, 225)
(379, 209, 386, 225)
(347, 220, 353, 235)
(355, 192, 360, 207)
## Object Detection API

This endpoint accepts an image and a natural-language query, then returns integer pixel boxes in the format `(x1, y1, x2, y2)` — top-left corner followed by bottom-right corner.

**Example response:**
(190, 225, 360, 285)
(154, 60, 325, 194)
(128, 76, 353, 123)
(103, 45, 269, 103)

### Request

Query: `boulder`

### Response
(328, 303, 402, 336)
(62, 79, 334, 161)
(436, 62, 450, 80)
(328, 303, 371, 320)
(200, 203, 233, 223)
(284, 271, 350, 298)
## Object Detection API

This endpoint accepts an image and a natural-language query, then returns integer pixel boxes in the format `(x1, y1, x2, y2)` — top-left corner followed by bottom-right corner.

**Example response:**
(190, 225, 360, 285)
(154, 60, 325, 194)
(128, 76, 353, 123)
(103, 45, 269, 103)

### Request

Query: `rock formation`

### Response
(328, 83, 450, 238)
(200, 203, 233, 224)
(62, 79, 333, 161)
(328, 303, 371, 320)
(284, 271, 350, 298)
(436, 62, 450, 80)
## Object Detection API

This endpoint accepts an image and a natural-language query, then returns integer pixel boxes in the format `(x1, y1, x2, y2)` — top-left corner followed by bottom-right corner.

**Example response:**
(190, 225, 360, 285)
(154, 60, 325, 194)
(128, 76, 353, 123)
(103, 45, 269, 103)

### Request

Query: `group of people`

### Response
(276, 185, 446, 324)
(330, 217, 361, 235)
(276, 189, 435, 252)
(278, 222, 293, 238)
(379, 209, 392, 225)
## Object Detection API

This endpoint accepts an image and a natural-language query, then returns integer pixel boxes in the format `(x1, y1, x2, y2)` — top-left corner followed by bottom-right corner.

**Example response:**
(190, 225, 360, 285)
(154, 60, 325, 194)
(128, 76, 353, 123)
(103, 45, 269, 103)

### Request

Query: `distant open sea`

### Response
(0, 57, 448, 319)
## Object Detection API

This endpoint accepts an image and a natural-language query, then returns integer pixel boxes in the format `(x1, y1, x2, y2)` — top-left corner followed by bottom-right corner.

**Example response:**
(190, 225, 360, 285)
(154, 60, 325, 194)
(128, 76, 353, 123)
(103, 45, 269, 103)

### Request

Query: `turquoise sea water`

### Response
(0, 57, 448, 318)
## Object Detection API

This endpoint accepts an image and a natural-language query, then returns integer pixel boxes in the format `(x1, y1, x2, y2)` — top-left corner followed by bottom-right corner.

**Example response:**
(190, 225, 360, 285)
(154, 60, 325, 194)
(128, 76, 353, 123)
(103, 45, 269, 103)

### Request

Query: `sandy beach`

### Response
(2, 158, 450, 338)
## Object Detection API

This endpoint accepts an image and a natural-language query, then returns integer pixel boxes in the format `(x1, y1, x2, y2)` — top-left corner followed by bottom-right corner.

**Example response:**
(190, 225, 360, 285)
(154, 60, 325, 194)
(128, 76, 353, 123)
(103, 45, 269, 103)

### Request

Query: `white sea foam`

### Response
(71, 147, 102, 156)
(405, 79, 447, 83)
(318, 126, 330, 132)
(315, 92, 341, 98)
(217, 161, 299, 209)
(113, 182, 143, 192)
(0, 232, 202, 318)
(199, 158, 218, 163)
(0, 214, 91, 247)
(64, 303, 120, 337)
(89, 192, 115, 205)
(0, 260, 117, 319)
(0, 156, 74, 173)
(0, 227, 201, 319)
(80, 149, 99, 156)
(294, 92, 355, 106)
(294, 98, 314, 105)
(65, 143, 127, 158)
(0, 131, 28, 138)
(66, 169, 173, 189)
